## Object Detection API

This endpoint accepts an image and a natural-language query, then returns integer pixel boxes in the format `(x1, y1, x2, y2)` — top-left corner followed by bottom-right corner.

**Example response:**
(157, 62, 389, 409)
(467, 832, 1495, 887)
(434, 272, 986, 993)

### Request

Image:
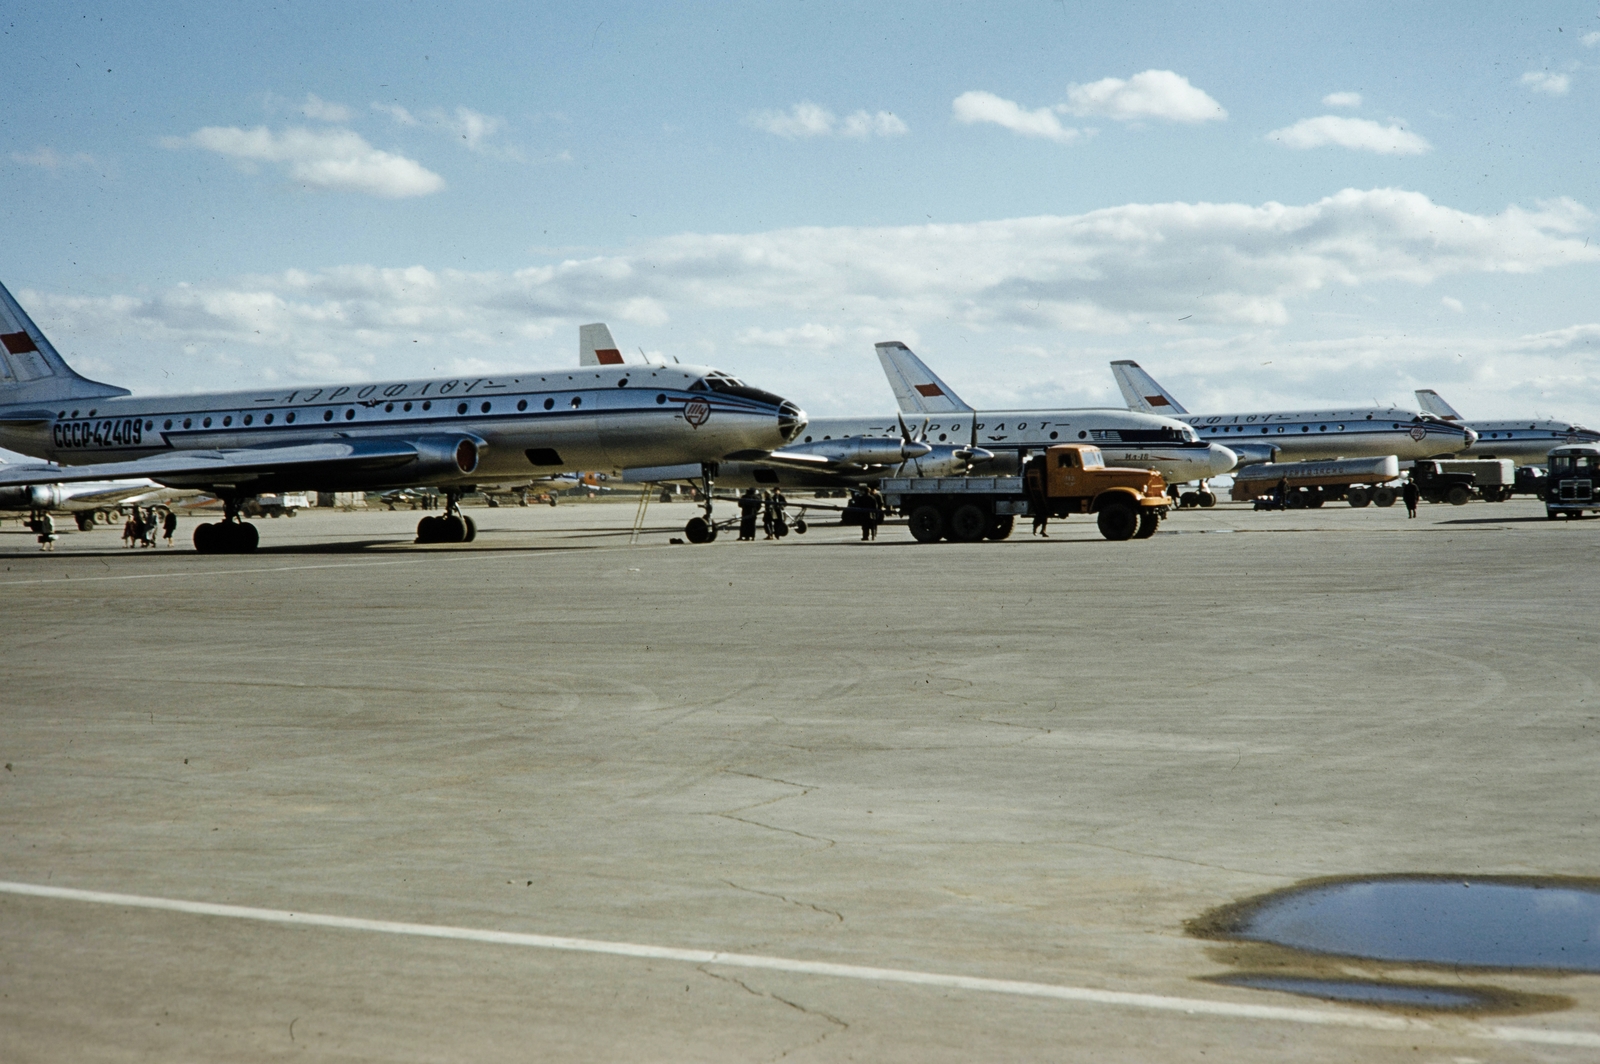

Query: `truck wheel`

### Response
(1446, 485, 1471, 506)
(1548, 508, 1560, 520)
(909, 505, 944, 543)
(950, 504, 987, 542)
(1347, 488, 1370, 507)
(985, 514, 1015, 540)
(75, 513, 96, 531)
(1134, 510, 1159, 538)
(1097, 502, 1138, 541)
(1373, 487, 1397, 508)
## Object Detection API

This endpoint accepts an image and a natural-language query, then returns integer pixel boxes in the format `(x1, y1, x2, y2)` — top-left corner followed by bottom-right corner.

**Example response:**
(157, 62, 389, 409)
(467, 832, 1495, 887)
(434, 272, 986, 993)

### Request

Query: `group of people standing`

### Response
(849, 486, 884, 541)
(737, 488, 790, 541)
(123, 507, 177, 548)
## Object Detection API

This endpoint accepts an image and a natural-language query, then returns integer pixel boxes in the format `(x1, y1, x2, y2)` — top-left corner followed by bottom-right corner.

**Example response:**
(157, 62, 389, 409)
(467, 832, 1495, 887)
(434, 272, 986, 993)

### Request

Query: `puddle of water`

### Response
(1209, 974, 1487, 1010)
(1197, 875, 1600, 972)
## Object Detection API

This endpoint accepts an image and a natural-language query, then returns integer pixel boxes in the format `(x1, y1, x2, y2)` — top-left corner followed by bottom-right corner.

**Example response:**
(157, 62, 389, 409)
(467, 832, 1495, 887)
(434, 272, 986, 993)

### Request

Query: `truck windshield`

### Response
(1080, 448, 1105, 469)
(1551, 456, 1573, 475)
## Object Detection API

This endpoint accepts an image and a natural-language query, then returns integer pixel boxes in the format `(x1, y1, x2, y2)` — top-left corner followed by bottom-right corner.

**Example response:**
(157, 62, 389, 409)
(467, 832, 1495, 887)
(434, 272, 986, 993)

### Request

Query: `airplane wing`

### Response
(579, 323, 647, 366)
(1109, 360, 1188, 415)
(0, 439, 428, 491)
(874, 342, 974, 415)
(1414, 389, 1463, 420)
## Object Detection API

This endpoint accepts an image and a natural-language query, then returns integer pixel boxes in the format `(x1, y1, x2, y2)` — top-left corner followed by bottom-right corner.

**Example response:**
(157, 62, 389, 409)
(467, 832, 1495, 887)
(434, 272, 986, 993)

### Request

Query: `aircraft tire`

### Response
(1097, 503, 1138, 541)
(1447, 485, 1471, 506)
(950, 504, 987, 542)
(236, 522, 259, 552)
(193, 522, 217, 553)
(685, 517, 711, 544)
(1134, 510, 1160, 539)
(794, 520, 807, 534)
(440, 516, 467, 542)
(908, 505, 944, 543)
(1180, 491, 1199, 508)
(985, 514, 1014, 540)
(463, 515, 478, 542)
(1198, 491, 1216, 508)
(416, 516, 439, 543)
(1373, 487, 1397, 507)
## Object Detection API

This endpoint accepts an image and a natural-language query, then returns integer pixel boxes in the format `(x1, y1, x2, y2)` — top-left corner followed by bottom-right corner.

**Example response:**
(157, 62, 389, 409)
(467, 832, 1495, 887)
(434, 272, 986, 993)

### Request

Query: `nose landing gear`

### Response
(684, 462, 720, 543)
(415, 490, 478, 544)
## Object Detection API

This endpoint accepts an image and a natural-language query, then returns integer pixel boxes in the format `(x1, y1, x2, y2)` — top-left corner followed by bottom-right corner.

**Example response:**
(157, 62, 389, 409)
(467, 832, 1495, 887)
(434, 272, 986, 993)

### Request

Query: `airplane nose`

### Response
(778, 401, 806, 443)
(1461, 426, 1479, 448)
(1210, 444, 1239, 475)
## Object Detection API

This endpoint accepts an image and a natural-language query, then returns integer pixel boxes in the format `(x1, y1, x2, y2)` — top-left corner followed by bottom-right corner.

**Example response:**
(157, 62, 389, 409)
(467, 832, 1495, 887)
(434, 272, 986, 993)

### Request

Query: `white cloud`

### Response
(1322, 91, 1362, 108)
(1060, 69, 1227, 123)
(167, 125, 445, 198)
(371, 103, 508, 153)
(1584, 31, 1600, 47)
(1267, 115, 1430, 155)
(951, 91, 1081, 143)
(1522, 71, 1571, 95)
(300, 94, 353, 123)
(11, 147, 97, 171)
(372, 102, 420, 126)
(34, 188, 1596, 401)
(747, 102, 906, 139)
(1441, 296, 1464, 312)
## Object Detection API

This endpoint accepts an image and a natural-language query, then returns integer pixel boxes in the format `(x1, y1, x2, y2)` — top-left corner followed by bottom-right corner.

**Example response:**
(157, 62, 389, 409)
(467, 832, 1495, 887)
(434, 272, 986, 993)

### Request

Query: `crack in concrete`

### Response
(713, 812, 836, 849)
(722, 879, 844, 923)
(697, 967, 848, 1061)
(725, 770, 816, 791)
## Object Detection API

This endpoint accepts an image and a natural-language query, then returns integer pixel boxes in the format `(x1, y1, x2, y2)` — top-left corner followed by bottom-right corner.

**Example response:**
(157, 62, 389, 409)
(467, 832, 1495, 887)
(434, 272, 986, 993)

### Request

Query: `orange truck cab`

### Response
(1023, 445, 1169, 539)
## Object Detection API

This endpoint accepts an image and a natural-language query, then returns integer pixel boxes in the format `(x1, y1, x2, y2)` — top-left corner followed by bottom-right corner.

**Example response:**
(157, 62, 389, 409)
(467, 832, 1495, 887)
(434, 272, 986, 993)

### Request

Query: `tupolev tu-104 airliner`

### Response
(0, 280, 805, 552)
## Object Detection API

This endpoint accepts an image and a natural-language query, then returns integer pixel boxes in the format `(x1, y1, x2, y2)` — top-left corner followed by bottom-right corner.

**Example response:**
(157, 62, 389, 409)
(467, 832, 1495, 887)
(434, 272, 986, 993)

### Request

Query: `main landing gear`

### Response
(193, 498, 259, 553)
(684, 462, 720, 544)
(415, 490, 478, 544)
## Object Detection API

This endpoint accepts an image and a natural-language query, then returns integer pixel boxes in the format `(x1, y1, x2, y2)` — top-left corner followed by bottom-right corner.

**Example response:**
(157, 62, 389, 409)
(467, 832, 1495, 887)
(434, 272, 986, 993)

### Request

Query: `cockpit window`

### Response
(699, 372, 747, 392)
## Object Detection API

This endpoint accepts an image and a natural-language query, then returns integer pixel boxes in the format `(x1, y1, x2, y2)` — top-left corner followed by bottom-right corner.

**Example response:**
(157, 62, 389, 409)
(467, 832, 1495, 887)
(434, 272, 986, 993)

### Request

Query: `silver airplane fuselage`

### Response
(0, 365, 804, 492)
(1448, 419, 1600, 465)
(1177, 407, 1477, 463)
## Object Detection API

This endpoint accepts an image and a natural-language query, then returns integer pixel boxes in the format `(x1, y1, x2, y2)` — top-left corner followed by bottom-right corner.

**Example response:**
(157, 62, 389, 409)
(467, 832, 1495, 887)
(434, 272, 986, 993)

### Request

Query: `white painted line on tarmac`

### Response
(2, 881, 1596, 1047)
(0, 559, 423, 587)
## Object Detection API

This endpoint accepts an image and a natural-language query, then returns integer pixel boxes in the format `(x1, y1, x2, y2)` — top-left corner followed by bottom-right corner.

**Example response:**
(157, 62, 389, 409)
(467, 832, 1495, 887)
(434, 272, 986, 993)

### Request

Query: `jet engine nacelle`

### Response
(782, 436, 932, 466)
(0, 484, 65, 510)
(408, 435, 485, 480)
(1228, 442, 1279, 467)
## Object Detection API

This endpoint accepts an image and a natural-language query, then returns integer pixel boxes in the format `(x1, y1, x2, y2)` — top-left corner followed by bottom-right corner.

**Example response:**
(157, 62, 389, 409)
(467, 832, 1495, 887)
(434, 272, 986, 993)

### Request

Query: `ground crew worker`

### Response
(864, 486, 883, 541)
(738, 489, 760, 541)
(1403, 479, 1420, 518)
(771, 489, 788, 538)
(761, 490, 776, 539)
(36, 512, 56, 551)
(163, 509, 178, 546)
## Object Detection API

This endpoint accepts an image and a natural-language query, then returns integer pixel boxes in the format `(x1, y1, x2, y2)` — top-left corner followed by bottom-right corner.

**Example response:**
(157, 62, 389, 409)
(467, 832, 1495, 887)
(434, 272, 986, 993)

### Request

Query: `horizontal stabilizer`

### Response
(1414, 389, 1463, 420)
(1109, 360, 1187, 415)
(874, 342, 974, 415)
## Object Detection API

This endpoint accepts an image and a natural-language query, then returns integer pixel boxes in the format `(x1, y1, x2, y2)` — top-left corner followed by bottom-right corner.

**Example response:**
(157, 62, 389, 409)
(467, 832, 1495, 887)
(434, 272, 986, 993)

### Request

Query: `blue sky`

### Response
(3, 1, 1599, 429)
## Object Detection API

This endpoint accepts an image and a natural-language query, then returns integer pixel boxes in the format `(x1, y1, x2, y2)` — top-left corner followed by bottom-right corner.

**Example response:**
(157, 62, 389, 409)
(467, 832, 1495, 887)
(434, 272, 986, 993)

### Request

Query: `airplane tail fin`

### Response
(1414, 389, 1463, 420)
(874, 341, 974, 415)
(1110, 360, 1187, 415)
(0, 281, 128, 407)
(579, 323, 638, 366)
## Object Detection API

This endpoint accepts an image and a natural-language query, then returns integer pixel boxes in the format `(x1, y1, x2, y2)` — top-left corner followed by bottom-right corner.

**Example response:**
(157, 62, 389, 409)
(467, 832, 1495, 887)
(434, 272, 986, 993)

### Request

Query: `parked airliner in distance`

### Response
(1413, 389, 1600, 465)
(1111, 360, 1477, 465)
(0, 281, 804, 552)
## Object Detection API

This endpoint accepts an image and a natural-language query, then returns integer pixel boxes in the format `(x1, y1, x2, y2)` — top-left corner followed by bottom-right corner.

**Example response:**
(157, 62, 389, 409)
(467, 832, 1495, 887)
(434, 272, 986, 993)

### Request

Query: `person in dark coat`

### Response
(162, 509, 178, 546)
(1402, 479, 1420, 518)
(771, 489, 788, 537)
(737, 489, 760, 541)
(761, 490, 776, 539)
(863, 486, 883, 541)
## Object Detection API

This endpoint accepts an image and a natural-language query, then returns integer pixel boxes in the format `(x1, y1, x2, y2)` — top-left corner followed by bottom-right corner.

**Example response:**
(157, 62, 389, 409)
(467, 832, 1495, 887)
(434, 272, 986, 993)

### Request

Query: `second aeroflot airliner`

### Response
(0, 280, 805, 551)
(1110, 360, 1477, 465)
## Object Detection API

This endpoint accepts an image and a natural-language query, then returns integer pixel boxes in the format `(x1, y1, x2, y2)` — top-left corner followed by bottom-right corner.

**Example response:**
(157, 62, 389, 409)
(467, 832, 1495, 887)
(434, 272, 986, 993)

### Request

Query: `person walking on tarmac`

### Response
(1403, 478, 1420, 518)
(737, 488, 760, 541)
(771, 488, 789, 538)
(36, 511, 56, 551)
(866, 485, 884, 541)
(162, 508, 178, 546)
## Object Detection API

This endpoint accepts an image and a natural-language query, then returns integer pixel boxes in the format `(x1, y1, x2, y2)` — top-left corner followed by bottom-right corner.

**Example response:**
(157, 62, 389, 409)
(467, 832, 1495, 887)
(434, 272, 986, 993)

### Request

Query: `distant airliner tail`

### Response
(579, 323, 636, 366)
(0, 280, 128, 407)
(1110, 360, 1187, 415)
(1414, 389, 1463, 420)
(874, 341, 974, 415)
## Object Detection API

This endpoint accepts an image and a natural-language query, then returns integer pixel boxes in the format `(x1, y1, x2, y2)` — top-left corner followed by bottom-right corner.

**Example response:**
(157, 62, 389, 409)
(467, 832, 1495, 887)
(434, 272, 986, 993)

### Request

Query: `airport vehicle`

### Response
(881, 443, 1170, 542)
(1409, 460, 1481, 506)
(0, 282, 804, 552)
(1545, 445, 1600, 518)
(1415, 390, 1600, 464)
(241, 492, 308, 518)
(1419, 459, 1515, 502)
(1111, 361, 1478, 464)
(1229, 456, 1401, 508)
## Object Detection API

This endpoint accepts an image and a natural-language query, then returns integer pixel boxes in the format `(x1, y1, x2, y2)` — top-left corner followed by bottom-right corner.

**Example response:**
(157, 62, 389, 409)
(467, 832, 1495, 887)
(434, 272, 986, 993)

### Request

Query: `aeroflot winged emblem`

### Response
(1410, 425, 1427, 441)
(683, 397, 712, 428)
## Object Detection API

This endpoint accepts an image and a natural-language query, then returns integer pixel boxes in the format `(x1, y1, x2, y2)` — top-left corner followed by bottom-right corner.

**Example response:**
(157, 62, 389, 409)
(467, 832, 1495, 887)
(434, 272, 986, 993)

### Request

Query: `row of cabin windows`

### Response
(126, 392, 677, 433)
